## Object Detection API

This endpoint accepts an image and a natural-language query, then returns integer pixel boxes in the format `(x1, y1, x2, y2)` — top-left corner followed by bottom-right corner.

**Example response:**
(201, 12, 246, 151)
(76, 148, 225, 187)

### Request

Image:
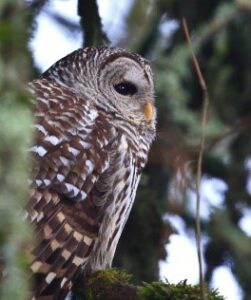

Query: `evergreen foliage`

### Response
(0, 1, 33, 299)
(1, 0, 251, 298)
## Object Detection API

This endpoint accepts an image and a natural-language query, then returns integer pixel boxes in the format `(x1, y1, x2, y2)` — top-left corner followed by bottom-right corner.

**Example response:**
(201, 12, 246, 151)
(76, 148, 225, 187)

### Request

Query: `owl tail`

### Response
(27, 190, 92, 299)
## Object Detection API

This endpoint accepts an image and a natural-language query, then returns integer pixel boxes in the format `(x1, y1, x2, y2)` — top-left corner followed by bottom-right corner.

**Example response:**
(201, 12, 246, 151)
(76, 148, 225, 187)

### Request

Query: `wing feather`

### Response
(27, 79, 117, 299)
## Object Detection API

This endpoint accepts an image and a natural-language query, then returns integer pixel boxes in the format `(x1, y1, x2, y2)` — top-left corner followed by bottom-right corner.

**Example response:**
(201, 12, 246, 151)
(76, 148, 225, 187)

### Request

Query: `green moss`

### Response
(75, 268, 136, 300)
(86, 268, 132, 286)
(75, 269, 225, 300)
(137, 281, 225, 300)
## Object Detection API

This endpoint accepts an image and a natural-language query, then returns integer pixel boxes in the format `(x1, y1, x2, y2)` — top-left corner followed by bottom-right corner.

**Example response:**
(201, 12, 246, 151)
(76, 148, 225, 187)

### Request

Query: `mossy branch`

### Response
(73, 269, 224, 300)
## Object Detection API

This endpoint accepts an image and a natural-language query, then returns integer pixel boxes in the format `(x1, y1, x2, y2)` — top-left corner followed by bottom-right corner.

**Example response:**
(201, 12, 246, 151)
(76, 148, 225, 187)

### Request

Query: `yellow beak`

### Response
(144, 102, 153, 121)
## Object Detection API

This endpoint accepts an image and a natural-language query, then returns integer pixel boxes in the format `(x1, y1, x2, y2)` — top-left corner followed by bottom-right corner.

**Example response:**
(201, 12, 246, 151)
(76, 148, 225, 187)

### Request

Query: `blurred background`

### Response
(1, 0, 251, 299)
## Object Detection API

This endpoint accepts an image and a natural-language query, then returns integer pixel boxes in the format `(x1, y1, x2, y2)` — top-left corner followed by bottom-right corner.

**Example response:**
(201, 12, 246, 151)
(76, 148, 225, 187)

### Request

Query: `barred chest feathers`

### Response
(86, 130, 149, 271)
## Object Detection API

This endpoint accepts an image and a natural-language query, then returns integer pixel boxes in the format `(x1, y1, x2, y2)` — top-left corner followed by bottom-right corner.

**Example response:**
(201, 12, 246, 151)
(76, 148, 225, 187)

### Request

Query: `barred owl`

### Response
(26, 47, 156, 299)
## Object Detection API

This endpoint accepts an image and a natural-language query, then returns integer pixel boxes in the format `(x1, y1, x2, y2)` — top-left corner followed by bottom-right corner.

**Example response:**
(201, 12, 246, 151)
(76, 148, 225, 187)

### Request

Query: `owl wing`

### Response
(26, 79, 118, 299)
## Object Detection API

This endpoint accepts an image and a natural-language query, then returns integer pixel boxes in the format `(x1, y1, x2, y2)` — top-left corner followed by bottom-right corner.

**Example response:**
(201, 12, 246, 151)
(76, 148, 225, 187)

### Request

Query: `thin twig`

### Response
(182, 18, 209, 300)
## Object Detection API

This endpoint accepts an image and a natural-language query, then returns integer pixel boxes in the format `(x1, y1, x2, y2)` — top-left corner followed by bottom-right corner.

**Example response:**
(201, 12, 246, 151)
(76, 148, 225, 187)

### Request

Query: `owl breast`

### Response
(85, 133, 142, 271)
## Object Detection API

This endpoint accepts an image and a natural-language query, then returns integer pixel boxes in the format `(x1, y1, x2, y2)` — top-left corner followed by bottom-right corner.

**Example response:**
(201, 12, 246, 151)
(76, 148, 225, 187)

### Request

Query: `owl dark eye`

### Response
(113, 82, 137, 96)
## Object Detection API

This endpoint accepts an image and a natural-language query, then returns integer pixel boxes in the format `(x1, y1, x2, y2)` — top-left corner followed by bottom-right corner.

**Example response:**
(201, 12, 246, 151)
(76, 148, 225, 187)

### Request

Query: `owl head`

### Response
(42, 47, 156, 130)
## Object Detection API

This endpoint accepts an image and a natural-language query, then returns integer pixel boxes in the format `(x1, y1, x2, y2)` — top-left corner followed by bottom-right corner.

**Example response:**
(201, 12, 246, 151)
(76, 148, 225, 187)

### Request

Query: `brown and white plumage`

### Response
(26, 47, 156, 299)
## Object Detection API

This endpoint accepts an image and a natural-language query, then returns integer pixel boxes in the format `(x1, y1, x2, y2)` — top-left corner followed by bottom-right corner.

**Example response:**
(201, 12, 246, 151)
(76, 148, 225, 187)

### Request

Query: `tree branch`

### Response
(74, 268, 224, 300)
(78, 0, 110, 47)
